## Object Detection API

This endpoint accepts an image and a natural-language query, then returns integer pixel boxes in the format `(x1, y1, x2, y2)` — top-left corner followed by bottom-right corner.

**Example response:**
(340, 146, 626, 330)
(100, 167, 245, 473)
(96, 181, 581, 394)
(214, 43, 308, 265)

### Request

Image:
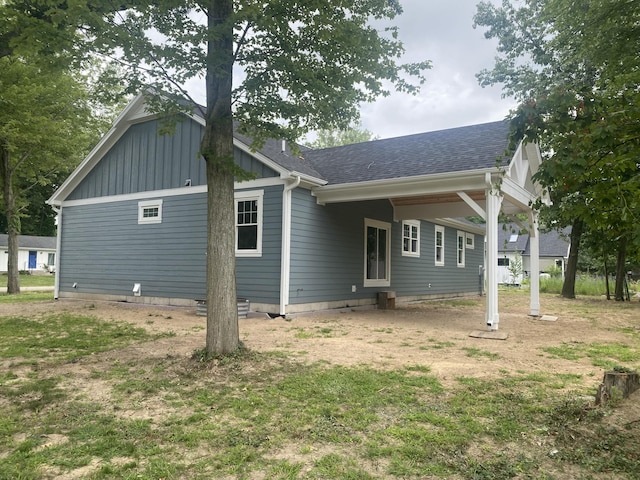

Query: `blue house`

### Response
(48, 94, 545, 328)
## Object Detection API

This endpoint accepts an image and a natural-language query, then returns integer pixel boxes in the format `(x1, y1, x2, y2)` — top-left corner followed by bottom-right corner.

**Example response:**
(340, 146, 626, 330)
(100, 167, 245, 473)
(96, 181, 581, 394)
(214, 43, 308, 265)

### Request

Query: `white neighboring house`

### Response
(497, 223, 570, 285)
(0, 234, 57, 273)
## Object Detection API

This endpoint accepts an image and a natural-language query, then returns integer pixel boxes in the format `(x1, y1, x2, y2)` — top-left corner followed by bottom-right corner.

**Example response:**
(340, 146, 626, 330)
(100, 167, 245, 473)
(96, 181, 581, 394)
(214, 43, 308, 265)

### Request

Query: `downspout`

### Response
(51, 205, 62, 300)
(279, 175, 301, 316)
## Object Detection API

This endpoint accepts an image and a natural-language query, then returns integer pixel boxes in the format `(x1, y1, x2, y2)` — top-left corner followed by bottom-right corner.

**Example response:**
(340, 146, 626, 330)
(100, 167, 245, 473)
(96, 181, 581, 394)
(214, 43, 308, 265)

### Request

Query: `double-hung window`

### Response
(235, 190, 263, 257)
(457, 230, 466, 267)
(364, 218, 390, 287)
(434, 225, 445, 266)
(402, 220, 420, 257)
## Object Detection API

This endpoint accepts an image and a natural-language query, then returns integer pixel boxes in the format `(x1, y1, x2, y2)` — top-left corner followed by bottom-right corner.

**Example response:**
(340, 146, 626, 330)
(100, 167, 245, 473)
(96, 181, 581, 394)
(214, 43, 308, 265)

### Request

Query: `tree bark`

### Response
(561, 218, 583, 299)
(1, 144, 20, 294)
(202, 0, 239, 355)
(614, 235, 627, 301)
(603, 240, 610, 300)
(595, 370, 639, 405)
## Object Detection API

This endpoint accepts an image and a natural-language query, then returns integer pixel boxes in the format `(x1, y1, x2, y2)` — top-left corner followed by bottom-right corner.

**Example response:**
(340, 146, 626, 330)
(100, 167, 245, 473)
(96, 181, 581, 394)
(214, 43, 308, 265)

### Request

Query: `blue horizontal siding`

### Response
(289, 189, 484, 305)
(60, 185, 284, 305)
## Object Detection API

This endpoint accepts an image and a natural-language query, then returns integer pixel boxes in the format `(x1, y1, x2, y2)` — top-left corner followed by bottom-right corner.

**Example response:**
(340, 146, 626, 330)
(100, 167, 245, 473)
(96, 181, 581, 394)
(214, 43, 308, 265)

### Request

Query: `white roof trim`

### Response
(312, 169, 497, 205)
(48, 94, 324, 206)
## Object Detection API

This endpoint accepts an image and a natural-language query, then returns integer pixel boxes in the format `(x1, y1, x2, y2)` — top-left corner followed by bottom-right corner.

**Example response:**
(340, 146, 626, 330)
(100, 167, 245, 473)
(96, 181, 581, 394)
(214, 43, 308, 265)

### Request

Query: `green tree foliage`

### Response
(87, 0, 430, 354)
(308, 124, 380, 149)
(0, 2, 117, 292)
(474, 0, 640, 300)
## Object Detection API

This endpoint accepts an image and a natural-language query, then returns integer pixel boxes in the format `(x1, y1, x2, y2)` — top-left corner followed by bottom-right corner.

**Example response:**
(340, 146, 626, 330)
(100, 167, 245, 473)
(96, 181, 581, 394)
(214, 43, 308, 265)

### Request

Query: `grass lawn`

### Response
(0, 292, 639, 479)
(1, 273, 55, 288)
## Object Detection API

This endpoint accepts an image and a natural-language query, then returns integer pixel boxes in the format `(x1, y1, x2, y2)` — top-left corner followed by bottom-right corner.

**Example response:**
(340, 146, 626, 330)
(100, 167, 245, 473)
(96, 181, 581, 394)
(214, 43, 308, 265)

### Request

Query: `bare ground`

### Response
(2, 293, 638, 386)
(2, 292, 640, 479)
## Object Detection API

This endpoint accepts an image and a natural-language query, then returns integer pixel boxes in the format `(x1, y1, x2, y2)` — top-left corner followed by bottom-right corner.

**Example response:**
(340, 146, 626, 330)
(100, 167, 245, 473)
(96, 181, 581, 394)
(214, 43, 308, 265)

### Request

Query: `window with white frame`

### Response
(466, 233, 475, 249)
(434, 225, 445, 266)
(402, 220, 420, 257)
(457, 230, 465, 267)
(138, 199, 163, 224)
(235, 190, 263, 257)
(364, 218, 391, 287)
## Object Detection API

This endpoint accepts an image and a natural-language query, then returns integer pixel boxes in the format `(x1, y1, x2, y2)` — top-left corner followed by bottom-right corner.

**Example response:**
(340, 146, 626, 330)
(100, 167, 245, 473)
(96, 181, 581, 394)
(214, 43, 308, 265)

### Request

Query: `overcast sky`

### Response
(358, 0, 516, 139)
(185, 1, 516, 141)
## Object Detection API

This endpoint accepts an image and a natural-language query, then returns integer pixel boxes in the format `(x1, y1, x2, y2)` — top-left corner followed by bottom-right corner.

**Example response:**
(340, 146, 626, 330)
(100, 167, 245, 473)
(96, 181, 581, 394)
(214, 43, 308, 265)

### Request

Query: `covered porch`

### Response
(313, 140, 548, 331)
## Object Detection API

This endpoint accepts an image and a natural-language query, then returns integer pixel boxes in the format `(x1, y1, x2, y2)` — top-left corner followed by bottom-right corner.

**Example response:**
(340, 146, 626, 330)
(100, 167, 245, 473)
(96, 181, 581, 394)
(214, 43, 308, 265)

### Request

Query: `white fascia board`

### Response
(48, 94, 154, 207)
(231, 138, 326, 187)
(312, 169, 495, 205)
(501, 177, 538, 211)
(289, 171, 327, 188)
(58, 176, 286, 208)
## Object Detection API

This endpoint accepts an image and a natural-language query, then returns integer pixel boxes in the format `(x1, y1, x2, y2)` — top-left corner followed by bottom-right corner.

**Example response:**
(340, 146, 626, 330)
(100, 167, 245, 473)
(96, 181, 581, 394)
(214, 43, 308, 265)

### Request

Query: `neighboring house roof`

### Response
(0, 234, 56, 250)
(304, 121, 511, 185)
(498, 223, 570, 257)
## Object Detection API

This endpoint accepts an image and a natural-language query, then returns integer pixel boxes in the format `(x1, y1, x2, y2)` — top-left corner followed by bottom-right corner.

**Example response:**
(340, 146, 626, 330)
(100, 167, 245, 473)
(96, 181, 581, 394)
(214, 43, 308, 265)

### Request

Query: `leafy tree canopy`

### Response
(308, 123, 379, 149)
(77, 0, 431, 353)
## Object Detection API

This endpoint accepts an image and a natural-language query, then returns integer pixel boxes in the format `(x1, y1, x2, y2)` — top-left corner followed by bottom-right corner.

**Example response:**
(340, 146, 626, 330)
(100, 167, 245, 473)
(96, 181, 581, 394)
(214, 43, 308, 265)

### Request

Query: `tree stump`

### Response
(595, 369, 640, 406)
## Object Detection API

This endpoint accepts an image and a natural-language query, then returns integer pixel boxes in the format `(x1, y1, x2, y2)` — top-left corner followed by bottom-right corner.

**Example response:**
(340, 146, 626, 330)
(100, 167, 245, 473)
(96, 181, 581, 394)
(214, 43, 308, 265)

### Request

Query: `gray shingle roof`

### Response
(0, 234, 56, 250)
(302, 120, 512, 185)
(497, 223, 570, 257)
(232, 127, 324, 180)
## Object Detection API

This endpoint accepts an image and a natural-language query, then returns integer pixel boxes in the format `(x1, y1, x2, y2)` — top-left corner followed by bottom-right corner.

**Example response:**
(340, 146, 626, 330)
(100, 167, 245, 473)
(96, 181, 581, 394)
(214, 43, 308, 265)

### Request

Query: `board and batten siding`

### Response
(67, 118, 278, 201)
(288, 188, 484, 307)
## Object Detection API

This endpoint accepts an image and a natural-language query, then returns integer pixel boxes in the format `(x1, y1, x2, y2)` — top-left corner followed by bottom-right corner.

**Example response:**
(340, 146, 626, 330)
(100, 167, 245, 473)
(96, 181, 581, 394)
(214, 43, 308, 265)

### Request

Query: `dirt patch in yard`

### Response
(3, 293, 638, 387)
(3, 292, 640, 479)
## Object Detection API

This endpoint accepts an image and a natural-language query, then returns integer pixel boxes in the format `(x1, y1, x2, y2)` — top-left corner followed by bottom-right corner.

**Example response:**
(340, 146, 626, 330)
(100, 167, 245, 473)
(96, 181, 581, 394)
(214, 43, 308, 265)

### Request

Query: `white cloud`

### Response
(186, 1, 517, 140)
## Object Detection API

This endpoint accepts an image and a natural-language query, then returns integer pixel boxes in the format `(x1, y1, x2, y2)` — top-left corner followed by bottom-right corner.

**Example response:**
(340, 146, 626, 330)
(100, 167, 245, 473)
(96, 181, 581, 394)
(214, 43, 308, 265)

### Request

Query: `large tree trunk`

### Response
(614, 235, 627, 301)
(202, 0, 239, 355)
(603, 240, 610, 300)
(562, 218, 583, 298)
(1, 144, 20, 294)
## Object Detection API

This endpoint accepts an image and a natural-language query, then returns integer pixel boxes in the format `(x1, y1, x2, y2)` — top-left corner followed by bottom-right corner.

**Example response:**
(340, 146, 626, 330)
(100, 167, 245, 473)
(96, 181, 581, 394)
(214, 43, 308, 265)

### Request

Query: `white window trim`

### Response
(457, 230, 466, 267)
(235, 190, 263, 257)
(138, 199, 163, 224)
(363, 218, 391, 287)
(435, 225, 445, 266)
(401, 220, 420, 257)
(466, 233, 475, 249)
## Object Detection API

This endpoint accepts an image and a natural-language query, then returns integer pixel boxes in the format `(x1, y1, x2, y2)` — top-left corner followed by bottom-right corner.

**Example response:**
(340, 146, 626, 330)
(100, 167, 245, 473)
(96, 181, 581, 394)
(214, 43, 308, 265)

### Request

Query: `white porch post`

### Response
(529, 211, 540, 317)
(485, 187, 502, 330)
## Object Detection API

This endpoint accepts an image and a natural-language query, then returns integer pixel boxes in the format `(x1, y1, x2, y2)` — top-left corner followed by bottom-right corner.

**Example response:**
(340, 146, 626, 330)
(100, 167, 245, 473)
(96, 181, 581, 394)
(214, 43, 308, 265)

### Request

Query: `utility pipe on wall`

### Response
(279, 175, 301, 316)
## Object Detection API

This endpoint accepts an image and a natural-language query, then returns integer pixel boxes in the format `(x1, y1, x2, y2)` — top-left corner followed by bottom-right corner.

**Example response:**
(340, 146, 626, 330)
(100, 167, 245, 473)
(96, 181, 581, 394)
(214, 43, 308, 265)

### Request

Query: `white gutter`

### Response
(279, 175, 301, 316)
(51, 206, 62, 300)
(313, 168, 496, 205)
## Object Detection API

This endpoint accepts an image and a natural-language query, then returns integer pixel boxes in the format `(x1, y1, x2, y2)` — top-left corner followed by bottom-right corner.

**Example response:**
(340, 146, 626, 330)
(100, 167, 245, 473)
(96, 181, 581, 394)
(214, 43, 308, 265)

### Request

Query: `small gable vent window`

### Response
(466, 233, 474, 249)
(138, 200, 163, 224)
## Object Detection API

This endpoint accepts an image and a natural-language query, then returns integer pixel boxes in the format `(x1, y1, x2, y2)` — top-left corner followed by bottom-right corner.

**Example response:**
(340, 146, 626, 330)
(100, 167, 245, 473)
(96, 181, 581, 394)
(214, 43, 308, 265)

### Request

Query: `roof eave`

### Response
(312, 168, 499, 205)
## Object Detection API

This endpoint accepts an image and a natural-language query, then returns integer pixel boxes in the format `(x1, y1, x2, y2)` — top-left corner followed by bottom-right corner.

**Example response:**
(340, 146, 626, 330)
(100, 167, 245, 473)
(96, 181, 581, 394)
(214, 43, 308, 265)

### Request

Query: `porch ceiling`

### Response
(391, 190, 485, 206)
(390, 187, 528, 222)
